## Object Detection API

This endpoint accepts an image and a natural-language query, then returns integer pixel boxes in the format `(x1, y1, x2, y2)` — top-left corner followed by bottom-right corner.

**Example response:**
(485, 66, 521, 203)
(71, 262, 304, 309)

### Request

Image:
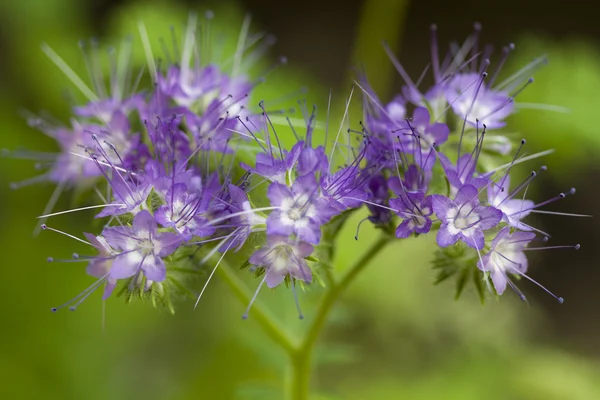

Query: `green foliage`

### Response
(432, 242, 487, 302)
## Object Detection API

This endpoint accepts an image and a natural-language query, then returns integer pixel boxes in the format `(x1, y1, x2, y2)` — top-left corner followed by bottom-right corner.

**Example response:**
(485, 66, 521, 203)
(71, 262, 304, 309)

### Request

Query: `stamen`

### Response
(242, 274, 267, 320)
(41, 224, 93, 246)
(329, 86, 354, 172)
(194, 230, 240, 309)
(354, 217, 370, 241)
(38, 204, 125, 219)
(488, 43, 515, 87)
(34, 177, 68, 237)
(51, 273, 109, 312)
(517, 272, 564, 304)
(523, 244, 580, 251)
(458, 72, 488, 161)
(291, 278, 304, 319)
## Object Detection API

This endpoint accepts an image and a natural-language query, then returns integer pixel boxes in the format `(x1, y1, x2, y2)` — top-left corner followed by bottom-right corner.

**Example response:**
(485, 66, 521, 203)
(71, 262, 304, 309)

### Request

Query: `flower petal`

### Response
(109, 251, 143, 279)
(142, 255, 167, 282)
(436, 225, 459, 247)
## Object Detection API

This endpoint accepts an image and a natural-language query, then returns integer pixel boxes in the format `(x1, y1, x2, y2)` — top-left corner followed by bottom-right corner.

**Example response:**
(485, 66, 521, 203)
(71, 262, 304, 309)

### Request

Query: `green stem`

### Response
(217, 262, 296, 355)
(287, 349, 312, 400)
(216, 233, 391, 399)
(289, 233, 392, 399)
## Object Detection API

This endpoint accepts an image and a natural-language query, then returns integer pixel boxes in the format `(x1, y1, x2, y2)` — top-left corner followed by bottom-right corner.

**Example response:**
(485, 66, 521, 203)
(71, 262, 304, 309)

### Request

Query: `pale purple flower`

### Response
(102, 211, 182, 282)
(390, 192, 433, 238)
(320, 166, 369, 212)
(213, 184, 267, 252)
(439, 153, 491, 195)
(365, 175, 393, 225)
(432, 185, 502, 249)
(399, 107, 449, 171)
(83, 233, 118, 299)
(477, 227, 535, 295)
(75, 94, 145, 123)
(266, 175, 335, 244)
(479, 226, 574, 302)
(365, 95, 407, 134)
(444, 73, 514, 129)
(22, 119, 102, 185)
(158, 64, 251, 112)
(241, 141, 303, 184)
(249, 235, 313, 288)
(488, 175, 535, 230)
(388, 165, 431, 195)
(145, 113, 192, 162)
(96, 175, 152, 218)
(297, 145, 328, 177)
(155, 64, 252, 154)
(154, 183, 215, 239)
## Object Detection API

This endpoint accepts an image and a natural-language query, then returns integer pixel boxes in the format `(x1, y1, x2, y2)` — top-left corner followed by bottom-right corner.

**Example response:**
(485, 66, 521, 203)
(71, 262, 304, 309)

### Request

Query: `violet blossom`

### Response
(249, 235, 313, 288)
(266, 175, 335, 244)
(432, 185, 502, 249)
(102, 211, 182, 282)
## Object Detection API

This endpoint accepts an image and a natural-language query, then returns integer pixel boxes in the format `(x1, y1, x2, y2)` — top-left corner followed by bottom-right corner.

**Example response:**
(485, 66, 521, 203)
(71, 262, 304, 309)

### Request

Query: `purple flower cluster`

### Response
(358, 24, 579, 302)
(15, 20, 582, 313)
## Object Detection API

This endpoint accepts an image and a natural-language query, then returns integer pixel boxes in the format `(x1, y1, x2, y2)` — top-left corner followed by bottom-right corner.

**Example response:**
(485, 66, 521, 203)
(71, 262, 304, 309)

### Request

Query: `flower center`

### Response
(139, 238, 155, 256)
(412, 215, 428, 227)
(452, 206, 478, 230)
(288, 207, 303, 221)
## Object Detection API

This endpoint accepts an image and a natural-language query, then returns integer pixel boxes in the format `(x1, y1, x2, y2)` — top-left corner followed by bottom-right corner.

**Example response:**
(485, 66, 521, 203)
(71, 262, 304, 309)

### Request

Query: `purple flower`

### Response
(266, 175, 335, 244)
(27, 119, 101, 185)
(158, 64, 251, 112)
(365, 175, 393, 224)
(96, 175, 152, 218)
(488, 175, 535, 230)
(390, 192, 433, 238)
(145, 113, 192, 162)
(75, 94, 145, 123)
(154, 183, 215, 239)
(212, 184, 267, 252)
(444, 73, 514, 129)
(158, 64, 221, 109)
(406, 84, 448, 118)
(399, 107, 449, 171)
(297, 145, 328, 177)
(432, 185, 502, 249)
(241, 141, 303, 184)
(249, 235, 313, 288)
(102, 211, 182, 282)
(439, 153, 491, 195)
(363, 95, 407, 166)
(388, 165, 431, 195)
(320, 166, 369, 212)
(477, 227, 535, 295)
(83, 233, 118, 299)
(143, 160, 205, 202)
(365, 95, 407, 134)
(155, 62, 253, 155)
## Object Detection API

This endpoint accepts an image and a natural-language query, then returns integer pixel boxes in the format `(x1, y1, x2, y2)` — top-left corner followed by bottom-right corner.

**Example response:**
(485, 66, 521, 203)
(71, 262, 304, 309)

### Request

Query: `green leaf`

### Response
(472, 266, 486, 304)
(455, 266, 470, 300)
(432, 242, 484, 301)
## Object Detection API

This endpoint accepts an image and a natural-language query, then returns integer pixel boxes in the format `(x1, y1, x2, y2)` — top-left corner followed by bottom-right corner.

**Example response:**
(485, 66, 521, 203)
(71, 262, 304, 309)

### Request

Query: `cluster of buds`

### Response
(9, 17, 583, 314)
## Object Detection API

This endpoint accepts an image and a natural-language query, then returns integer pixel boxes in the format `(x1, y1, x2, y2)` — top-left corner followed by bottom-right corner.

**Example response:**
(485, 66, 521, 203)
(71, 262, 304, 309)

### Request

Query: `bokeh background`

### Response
(1, 0, 599, 399)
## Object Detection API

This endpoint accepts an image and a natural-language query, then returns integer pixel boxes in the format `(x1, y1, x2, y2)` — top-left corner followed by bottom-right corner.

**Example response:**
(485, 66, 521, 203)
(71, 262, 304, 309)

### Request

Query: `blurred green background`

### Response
(1, 0, 599, 399)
